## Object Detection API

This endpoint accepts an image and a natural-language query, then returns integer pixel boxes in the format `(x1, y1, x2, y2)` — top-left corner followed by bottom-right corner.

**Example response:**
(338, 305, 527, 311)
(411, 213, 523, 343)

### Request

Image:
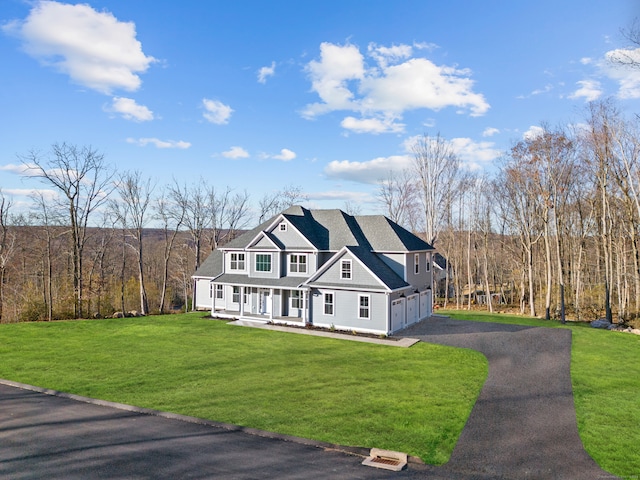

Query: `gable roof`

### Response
(193, 206, 434, 278)
(305, 245, 410, 291)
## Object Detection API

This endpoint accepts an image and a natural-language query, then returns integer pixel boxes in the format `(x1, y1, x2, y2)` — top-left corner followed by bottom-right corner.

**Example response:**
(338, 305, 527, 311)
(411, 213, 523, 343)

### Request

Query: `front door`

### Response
(259, 289, 271, 315)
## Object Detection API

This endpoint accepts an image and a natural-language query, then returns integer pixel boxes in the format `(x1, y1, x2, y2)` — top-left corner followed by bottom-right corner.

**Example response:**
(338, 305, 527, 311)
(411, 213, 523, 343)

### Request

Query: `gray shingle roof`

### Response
(193, 206, 433, 279)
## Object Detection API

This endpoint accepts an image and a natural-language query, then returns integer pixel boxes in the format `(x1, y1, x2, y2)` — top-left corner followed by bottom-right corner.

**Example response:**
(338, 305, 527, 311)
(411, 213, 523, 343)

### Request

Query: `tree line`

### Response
(379, 99, 640, 324)
(1, 98, 639, 325)
(0, 144, 306, 323)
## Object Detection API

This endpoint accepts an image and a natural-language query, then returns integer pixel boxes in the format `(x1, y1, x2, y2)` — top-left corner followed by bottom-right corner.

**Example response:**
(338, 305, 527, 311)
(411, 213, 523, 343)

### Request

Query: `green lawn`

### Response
(441, 309, 640, 478)
(0, 313, 487, 465)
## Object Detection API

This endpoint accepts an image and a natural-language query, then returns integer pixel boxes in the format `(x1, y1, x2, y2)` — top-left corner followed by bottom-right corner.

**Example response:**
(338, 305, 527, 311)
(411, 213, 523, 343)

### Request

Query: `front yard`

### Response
(0, 313, 486, 465)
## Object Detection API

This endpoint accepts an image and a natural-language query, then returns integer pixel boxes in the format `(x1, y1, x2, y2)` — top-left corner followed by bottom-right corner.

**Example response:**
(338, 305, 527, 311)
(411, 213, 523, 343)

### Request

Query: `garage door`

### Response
(391, 298, 405, 333)
(407, 294, 419, 325)
(420, 290, 432, 319)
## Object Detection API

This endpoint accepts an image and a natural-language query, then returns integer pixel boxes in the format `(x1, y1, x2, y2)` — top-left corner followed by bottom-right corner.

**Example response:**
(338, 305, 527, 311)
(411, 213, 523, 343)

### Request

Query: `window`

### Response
(209, 283, 214, 298)
(279, 223, 287, 232)
(290, 254, 307, 273)
(243, 288, 249, 304)
(358, 295, 370, 319)
(427, 256, 431, 272)
(414, 253, 420, 275)
(324, 292, 334, 315)
(215, 284, 224, 300)
(255, 254, 271, 272)
(232, 286, 240, 303)
(291, 290, 303, 309)
(230, 253, 245, 270)
(340, 260, 352, 280)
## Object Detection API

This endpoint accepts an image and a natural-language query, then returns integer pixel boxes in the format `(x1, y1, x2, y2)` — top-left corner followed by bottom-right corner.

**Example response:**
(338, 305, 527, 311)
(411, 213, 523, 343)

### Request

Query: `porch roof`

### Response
(213, 273, 306, 289)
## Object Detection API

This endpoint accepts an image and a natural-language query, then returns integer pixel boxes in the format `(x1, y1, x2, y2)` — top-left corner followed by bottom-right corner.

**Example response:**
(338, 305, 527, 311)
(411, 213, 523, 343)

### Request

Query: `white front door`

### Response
(260, 289, 271, 315)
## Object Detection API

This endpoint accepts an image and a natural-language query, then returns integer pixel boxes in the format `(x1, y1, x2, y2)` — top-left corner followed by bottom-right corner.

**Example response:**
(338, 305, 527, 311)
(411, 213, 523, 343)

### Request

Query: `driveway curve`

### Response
(402, 316, 616, 479)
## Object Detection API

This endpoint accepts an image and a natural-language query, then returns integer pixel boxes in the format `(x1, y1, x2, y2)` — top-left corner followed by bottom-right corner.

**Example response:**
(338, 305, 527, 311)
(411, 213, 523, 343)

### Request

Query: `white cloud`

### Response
(523, 126, 544, 140)
(126, 138, 191, 149)
(202, 98, 233, 124)
(222, 146, 249, 159)
(3, 0, 155, 94)
(0, 163, 36, 176)
(4, 188, 58, 201)
(108, 97, 154, 121)
(341, 115, 404, 134)
(580, 57, 593, 65)
(448, 137, 502, 170)
(302, 41, 489, 132)
(272, 148, 296, 161)
(324, 155, 412, 184)
(482, 127, 500, 137)
(602, 48, 640, 99)
(257, 61, 276, 83)
(569, 79, 602, 102)
(306, 190, 372, 202)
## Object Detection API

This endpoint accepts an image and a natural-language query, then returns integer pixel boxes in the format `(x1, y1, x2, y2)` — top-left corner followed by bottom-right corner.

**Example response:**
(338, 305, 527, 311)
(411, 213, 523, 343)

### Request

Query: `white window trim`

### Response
(290, 290, 303, 309)
(323, 291, 334, 316)
(289, 253, 307, 274)
(340, 259, 352, 280)
(414, 253, 420, 275)
(255, 253, 272, 272)
(232, 286, 240, 304)
(279, 223, 287, 231)
(215, 284, 224, 300)
(358, 294, 370, 319)
(209, 283, 214, 298)
(230, 252, 245, 271)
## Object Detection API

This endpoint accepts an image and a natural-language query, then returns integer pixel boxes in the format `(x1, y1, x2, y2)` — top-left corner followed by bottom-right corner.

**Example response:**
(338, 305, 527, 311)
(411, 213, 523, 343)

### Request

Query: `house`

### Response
(192, 206, 435, 335)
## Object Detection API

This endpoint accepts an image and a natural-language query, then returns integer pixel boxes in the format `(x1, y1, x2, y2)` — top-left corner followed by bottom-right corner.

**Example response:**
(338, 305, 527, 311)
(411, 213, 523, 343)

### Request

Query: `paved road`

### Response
(0, 317, 618, 479)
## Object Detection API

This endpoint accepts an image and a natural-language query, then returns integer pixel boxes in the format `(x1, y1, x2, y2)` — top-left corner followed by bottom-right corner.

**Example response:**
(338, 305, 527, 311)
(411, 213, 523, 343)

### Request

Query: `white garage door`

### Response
(407, 294, 419, 325)
(391, 298, 405, 333)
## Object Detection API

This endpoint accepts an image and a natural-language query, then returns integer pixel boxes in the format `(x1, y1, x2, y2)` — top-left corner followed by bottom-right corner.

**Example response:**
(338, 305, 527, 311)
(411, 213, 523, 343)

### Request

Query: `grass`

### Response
(0, 312, 487, 465)
(441, 309, 640, 478)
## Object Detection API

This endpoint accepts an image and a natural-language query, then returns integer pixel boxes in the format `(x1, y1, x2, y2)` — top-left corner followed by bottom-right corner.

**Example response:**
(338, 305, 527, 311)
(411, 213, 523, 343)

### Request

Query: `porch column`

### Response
(211, 282, 216, 316)
(269, 288, 274, 321)
(302, 289, 307, 324)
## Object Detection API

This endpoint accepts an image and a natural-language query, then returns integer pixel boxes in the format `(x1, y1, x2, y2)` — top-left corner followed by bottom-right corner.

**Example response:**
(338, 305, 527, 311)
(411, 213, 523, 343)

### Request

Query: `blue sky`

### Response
(2, 0, 640, 219)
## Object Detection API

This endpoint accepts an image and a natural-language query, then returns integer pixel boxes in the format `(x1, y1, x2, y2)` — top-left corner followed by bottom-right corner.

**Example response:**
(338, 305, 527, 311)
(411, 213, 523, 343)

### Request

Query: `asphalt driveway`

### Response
(0, 316, 618, 479)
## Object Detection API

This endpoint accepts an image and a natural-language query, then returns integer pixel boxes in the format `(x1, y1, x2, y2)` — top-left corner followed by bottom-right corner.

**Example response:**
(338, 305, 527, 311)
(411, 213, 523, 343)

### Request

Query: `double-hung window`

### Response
(324, 292, 334, 315)
(232, 286, 240, 303)
(255, 254, 271, 272)
(414, 253, 420, 275)
(290, 254, 307, 273)
(291, 290, 303, 309)
(209, 283, 214, 298)
(358, 295, 370, 319)
(230, 253, 245, 271)
(215, 284, 224, 300)
(340, 260, 352, 280)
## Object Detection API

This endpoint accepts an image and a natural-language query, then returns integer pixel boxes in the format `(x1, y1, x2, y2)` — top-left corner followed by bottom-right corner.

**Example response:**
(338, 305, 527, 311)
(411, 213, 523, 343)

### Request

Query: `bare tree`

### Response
(168, 179, 210, 271)
(412, 133, 463, 244)
(258, 184, 307, 223)
(155, 188, 185, 313)
(207, 186, 251, 249)
(21, 143, 114, 318)
(0, 192, 15, 321)
(377, 169, 419, 228)
(113, 171, 155, 315)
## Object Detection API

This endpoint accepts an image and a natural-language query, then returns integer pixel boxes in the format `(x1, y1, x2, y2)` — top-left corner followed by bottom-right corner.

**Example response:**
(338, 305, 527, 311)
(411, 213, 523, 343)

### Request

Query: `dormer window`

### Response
(279, 223, 287, 232)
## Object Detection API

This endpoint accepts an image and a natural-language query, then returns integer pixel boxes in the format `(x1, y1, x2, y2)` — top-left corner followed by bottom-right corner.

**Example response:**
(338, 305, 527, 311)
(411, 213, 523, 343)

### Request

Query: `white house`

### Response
(192, 206, 434, 335)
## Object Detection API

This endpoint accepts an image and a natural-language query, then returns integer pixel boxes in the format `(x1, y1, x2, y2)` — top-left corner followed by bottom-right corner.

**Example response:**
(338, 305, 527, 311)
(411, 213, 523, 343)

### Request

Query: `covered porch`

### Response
(210, 275, 310, 326)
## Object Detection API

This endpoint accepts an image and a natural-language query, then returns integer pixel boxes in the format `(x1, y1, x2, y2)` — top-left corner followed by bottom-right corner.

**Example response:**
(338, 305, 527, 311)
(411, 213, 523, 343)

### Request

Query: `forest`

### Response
(0, 99, 639, 326)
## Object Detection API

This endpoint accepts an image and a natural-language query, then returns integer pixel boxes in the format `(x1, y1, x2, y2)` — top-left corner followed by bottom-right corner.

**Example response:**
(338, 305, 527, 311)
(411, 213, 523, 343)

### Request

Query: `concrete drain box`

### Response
(362, 448, 407, 471)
